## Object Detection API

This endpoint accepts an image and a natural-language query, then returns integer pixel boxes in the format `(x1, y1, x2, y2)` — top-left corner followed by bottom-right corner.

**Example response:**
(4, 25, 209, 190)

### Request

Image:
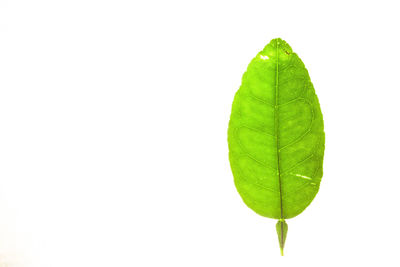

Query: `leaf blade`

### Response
(228, 38, 325, 220)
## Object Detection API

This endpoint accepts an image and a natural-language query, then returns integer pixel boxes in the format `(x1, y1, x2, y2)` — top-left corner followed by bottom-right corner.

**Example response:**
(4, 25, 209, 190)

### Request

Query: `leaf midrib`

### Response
(274, 40, 284, 220)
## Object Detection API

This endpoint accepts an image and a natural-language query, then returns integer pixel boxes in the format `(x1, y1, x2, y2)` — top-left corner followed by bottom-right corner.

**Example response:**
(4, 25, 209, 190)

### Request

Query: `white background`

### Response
(0, 0, 399, 266)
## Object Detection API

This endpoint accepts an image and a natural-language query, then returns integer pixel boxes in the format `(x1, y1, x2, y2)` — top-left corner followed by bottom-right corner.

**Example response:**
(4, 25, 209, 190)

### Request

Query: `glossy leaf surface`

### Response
(228, 38, 325, 220)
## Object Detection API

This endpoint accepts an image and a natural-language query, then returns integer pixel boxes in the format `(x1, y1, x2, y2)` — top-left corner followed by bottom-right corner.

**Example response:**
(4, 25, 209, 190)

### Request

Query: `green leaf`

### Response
(227, 38, 325, 254)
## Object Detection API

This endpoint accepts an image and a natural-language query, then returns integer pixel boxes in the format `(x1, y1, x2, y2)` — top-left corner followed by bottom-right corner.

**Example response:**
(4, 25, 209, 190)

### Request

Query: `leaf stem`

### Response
(276, 219, 288, 256)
